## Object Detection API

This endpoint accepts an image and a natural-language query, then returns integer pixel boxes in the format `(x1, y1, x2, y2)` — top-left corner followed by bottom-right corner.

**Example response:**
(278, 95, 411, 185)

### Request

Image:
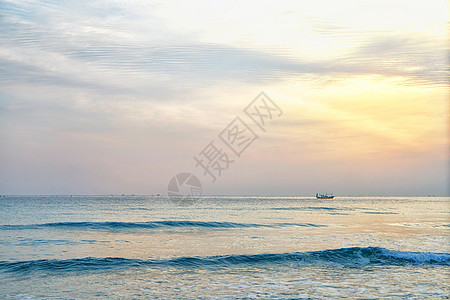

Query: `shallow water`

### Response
(0, 196, 448, 299)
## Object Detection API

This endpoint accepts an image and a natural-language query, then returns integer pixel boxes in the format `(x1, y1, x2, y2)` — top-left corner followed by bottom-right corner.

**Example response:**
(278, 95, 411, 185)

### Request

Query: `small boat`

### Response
(316, 193, 334, 199)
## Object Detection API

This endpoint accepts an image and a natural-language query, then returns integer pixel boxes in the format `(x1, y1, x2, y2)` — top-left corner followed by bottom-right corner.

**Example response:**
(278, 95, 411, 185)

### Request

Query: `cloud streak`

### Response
(0, 0, 448, 195)
(1, 1, 447, 96)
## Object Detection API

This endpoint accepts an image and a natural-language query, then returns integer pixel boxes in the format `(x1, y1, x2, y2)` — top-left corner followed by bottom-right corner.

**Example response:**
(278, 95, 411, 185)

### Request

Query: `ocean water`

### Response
(0, 196, 448, 299)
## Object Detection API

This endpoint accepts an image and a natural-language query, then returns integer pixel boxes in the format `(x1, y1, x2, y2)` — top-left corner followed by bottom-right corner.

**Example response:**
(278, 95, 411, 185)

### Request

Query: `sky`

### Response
(0, 0, 448, 196)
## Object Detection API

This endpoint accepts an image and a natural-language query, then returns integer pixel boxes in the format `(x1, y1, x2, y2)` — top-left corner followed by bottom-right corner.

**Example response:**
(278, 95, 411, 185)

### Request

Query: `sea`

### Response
(0, 195, 448, 299)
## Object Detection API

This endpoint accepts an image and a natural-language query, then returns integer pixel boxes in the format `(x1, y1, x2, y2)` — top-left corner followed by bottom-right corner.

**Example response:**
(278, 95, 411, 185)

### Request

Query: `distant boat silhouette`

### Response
(316, 193, 334, 199)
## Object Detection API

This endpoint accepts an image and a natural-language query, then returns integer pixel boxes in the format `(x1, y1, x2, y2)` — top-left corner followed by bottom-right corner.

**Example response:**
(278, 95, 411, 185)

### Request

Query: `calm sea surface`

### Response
(0, 196, 448, 299)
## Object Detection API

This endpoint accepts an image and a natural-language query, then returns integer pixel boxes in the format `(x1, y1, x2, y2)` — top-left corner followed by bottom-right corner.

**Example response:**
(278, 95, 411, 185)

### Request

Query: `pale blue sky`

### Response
(0, 0, 448, 195)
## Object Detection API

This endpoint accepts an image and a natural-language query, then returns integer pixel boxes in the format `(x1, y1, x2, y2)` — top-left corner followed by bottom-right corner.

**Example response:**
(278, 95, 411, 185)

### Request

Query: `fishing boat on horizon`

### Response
(316, 193, 334, 199)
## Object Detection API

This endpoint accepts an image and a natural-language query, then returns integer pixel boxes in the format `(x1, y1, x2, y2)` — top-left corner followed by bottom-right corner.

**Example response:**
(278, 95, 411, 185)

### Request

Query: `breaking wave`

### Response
(0, 247, 448, 275)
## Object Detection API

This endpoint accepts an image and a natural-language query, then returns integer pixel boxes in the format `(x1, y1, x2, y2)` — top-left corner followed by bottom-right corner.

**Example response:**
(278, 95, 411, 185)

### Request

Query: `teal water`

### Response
(0, 196, 448, 299)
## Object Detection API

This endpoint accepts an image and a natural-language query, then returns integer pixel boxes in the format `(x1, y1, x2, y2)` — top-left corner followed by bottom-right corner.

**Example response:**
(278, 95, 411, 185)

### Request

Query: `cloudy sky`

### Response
(0, 0, 448, 196)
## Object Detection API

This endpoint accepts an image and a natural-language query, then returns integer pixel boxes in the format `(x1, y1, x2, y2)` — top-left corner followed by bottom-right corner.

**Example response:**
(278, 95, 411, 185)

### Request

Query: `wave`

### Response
(0, 221, 326, 231)
(0, 247, 448, 274)
(271, 206, 351, 211)
(363, 211, 398, 215)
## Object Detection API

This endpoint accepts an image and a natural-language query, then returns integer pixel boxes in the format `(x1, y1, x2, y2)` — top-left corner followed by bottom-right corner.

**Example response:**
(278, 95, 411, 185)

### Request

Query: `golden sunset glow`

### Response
(0, 0, 448, 195)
